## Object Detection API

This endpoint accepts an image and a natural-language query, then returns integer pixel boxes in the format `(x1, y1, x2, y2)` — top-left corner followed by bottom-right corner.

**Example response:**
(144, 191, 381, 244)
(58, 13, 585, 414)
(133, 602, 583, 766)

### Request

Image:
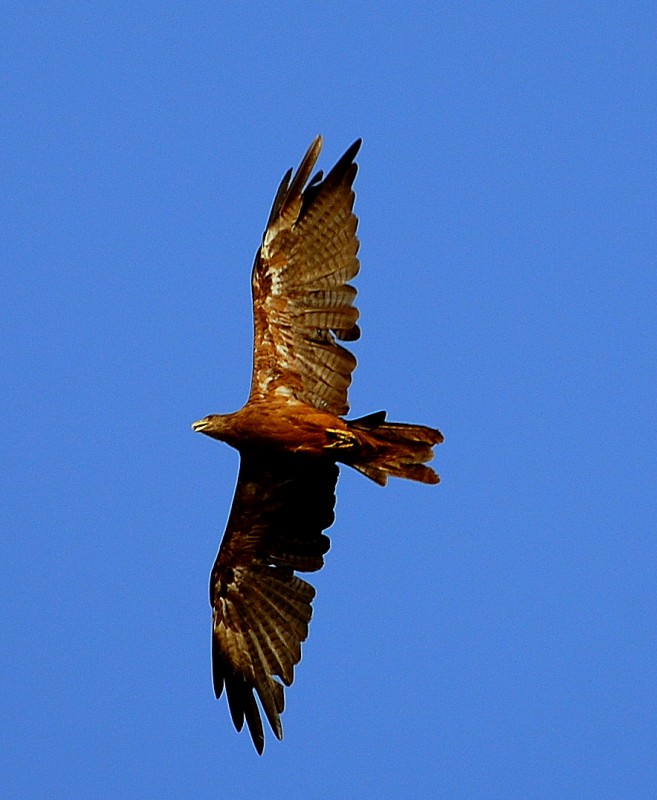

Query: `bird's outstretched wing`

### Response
(210, 450, 338, 753)
(249, 136, 361, 416)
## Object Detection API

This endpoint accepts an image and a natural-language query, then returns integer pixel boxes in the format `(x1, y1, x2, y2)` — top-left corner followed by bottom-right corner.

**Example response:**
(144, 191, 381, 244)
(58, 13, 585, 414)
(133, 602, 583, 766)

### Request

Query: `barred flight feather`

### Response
(250, 136, 361, 415)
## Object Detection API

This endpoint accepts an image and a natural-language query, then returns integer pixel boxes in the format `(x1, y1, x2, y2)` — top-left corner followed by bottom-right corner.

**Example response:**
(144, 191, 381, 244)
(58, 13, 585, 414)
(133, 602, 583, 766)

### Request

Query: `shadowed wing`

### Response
(249, 136, 361, 416)
(210, 450, 338, 753)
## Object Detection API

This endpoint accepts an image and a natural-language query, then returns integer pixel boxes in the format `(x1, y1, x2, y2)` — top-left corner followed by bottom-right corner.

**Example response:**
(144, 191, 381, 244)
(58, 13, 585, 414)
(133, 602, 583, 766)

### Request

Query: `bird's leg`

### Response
(324, 428, 359, 451)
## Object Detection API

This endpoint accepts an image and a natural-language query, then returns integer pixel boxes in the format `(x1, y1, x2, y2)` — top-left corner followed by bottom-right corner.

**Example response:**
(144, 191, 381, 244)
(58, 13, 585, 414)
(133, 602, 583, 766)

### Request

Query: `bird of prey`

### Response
(192, 136, 443, 753)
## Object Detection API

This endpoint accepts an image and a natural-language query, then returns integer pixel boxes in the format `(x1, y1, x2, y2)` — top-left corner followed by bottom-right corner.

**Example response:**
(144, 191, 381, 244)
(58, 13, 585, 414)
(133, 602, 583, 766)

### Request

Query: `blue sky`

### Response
(3, 3, 656, 798)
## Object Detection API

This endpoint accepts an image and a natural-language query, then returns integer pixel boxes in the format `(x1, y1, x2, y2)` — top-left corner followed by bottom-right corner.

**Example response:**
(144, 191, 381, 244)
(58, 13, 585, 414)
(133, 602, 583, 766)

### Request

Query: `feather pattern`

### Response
(250, 136, 362, 415)
(210, 451, 337, 753)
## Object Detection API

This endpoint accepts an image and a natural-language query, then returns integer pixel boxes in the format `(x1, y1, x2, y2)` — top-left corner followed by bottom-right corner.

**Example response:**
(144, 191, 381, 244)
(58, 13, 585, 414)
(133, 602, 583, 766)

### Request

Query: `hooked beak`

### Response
(191, 417, 209, 433)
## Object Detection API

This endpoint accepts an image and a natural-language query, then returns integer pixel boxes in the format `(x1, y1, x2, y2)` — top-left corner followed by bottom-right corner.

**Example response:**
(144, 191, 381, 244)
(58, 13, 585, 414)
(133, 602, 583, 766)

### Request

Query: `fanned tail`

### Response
(347, 411, 444, 486)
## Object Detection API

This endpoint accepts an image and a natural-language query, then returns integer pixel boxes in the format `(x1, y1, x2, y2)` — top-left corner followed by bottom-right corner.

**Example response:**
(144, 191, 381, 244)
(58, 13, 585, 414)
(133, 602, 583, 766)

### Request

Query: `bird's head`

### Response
(191, 414, 230, 441)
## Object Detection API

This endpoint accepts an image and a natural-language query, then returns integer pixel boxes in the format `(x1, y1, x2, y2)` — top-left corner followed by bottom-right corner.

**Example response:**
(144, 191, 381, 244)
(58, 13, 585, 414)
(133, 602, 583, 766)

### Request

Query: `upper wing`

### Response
(210, 449, 338, 753)
(249, 136, 362, 416)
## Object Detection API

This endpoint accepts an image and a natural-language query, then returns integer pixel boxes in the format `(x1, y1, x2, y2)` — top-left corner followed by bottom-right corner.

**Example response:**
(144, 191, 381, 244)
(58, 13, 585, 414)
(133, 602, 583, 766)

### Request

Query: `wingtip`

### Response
(311, 134, 361, 162)
(322, 137, 362, 187)
(302, 135, 323, 170)
(280, 136, 324, 217)
(341, 137, 362, 165)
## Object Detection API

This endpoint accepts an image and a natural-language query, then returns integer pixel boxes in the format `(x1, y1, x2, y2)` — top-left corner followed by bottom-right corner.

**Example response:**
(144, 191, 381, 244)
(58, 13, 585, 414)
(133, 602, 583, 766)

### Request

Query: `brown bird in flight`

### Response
(192, 136, 443, 753)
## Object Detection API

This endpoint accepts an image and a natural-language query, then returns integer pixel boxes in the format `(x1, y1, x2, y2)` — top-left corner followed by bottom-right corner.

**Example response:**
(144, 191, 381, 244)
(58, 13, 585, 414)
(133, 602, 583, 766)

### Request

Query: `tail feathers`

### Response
(347, 412, 443, 486)
(353, 460, 438, 486)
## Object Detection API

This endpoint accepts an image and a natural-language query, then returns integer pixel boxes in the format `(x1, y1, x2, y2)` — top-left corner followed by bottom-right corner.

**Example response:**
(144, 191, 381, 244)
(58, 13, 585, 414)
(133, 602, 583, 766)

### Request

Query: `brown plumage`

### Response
(192, 136, 443, 753)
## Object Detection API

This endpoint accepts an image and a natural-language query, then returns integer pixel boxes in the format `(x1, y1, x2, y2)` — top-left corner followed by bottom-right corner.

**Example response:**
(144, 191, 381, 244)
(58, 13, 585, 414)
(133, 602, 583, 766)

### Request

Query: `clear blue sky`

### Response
(3, 3, 655, 798)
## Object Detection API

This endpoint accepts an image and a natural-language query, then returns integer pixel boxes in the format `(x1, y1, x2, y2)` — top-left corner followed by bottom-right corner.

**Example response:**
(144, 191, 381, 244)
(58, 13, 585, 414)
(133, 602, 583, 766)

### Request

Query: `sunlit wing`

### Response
(210, 450, 338, 753)
(249, 136, 361, 416)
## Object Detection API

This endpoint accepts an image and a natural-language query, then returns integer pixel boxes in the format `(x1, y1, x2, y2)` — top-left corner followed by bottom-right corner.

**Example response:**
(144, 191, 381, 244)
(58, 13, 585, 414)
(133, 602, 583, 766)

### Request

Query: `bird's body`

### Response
(192, 136, 442, 753)
(193, 398, 350, 456)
